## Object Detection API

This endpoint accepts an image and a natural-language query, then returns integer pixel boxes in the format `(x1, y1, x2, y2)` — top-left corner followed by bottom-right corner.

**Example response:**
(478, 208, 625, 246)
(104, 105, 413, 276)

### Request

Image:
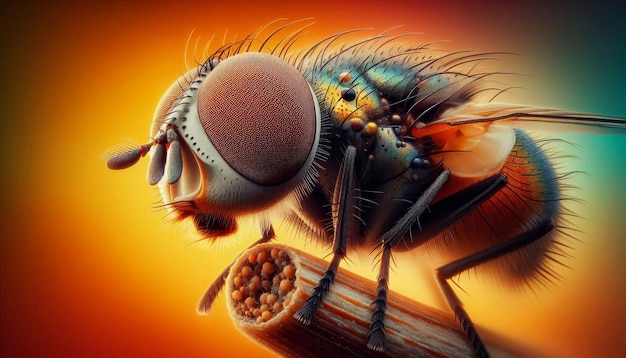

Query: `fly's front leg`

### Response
(369, 169, 451, 351)
(369, 242, 391, 352)
(436, 215, 554, 358)
(196, 225, 275, 314)
(294, 146, 358, 324)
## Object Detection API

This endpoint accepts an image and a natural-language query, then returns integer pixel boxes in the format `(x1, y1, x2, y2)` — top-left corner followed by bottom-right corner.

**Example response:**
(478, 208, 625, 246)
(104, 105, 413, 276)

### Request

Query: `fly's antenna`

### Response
(105, 141, 154, 170)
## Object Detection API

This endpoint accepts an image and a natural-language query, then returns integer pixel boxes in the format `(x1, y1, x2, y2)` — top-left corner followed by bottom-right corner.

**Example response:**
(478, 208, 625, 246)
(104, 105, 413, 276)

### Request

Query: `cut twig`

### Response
(224, 243, 474, 357)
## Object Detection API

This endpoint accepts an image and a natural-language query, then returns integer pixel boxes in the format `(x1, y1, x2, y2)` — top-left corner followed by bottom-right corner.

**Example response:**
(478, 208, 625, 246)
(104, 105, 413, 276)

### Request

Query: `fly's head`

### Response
(108, 52, 322, 240)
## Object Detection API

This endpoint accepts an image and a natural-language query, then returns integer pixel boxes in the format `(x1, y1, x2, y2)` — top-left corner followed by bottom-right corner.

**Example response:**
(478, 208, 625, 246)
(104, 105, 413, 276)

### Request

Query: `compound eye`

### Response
(197, 52, 319, 186)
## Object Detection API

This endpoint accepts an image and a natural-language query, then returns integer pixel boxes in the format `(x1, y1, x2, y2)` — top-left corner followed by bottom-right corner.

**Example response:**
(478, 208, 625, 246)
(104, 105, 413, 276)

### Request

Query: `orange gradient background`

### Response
(2, 1, 625, 357)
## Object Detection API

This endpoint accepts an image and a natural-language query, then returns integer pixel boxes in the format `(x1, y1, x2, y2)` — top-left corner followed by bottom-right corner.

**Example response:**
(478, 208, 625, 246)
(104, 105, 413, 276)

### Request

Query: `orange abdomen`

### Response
(429, 129, 564, 284)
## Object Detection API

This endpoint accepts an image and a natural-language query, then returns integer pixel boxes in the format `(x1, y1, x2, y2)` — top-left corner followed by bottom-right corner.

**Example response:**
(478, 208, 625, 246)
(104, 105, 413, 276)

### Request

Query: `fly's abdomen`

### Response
(430, 128, 565, 285)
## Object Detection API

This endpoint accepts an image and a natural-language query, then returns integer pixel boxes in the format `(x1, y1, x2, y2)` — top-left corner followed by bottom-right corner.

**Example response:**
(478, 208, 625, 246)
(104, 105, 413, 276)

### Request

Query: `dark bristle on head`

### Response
(193, 213, 237, 238)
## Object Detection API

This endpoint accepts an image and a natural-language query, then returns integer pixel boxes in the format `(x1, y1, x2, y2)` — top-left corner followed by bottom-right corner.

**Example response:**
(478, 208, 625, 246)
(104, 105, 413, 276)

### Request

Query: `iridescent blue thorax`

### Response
(300, 51, 450, 246)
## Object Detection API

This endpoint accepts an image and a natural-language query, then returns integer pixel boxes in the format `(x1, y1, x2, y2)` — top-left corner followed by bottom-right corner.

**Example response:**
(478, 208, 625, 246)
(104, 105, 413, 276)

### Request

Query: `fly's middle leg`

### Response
(373, 172, 507, 355)
(368, 169, 451, 351)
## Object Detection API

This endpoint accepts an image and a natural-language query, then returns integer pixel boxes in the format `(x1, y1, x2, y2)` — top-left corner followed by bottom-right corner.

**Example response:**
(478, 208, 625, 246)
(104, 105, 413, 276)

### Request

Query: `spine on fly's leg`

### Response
(224, 243, 475, 358)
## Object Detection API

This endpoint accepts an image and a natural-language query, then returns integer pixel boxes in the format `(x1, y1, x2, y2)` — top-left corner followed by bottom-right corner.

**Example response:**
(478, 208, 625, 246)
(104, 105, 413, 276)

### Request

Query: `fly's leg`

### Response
(369, 243, 392, 351)
(370, 172, 508, 352)
(196, 225, 275, 314)
(436, 215, 554, 358)
(368, 169, 451, 351)
(294, 146, 358, 324)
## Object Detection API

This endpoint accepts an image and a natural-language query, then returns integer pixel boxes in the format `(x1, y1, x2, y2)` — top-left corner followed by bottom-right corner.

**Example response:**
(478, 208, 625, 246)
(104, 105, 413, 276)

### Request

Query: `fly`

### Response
(105, 21, 626, 357)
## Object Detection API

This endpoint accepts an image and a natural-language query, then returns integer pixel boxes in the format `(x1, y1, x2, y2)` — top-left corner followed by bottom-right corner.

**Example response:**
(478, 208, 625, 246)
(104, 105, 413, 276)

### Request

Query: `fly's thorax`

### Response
(311, 60, 438, 180)
(315, 66, 386, 129)
(346, 122, 443, 246)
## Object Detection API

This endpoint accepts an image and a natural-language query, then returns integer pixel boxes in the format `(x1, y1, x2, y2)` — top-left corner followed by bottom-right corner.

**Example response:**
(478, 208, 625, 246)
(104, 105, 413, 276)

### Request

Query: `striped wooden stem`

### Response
(224, 243, 474, 358)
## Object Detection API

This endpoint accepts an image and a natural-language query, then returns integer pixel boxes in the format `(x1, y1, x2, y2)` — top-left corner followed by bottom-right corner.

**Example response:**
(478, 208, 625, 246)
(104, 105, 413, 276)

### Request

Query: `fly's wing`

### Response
(422, 102, 626, 133)
(409, 103, 625, 286)
(410, 102, 626, 179)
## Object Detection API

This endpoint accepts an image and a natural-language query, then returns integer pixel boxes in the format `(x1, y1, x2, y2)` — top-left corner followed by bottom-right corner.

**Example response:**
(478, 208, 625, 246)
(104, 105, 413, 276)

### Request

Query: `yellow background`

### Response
(2, 1, 625, 357)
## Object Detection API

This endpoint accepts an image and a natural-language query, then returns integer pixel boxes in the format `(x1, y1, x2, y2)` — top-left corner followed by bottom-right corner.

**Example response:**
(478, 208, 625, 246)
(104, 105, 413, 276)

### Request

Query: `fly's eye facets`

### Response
(197, 53, 318, 185)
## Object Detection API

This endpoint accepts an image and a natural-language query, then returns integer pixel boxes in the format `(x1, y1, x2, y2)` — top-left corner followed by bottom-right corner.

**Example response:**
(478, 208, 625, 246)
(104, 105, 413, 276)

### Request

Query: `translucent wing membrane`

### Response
(424, 102, 626, 133)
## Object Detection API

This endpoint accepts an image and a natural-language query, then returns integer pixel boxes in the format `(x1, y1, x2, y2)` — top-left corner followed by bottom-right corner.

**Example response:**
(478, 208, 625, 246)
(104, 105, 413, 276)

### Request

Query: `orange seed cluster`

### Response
(231, 247, 297, 324)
